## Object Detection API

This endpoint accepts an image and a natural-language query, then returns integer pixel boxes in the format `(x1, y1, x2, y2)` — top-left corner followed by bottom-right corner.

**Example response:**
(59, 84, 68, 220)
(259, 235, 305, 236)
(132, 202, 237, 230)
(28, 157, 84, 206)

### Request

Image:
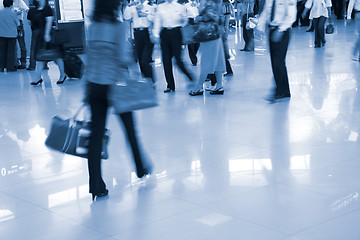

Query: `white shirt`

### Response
(11, 0, 29, 21)
(257, 0, 297, 32)
(185, 1, 199, 19)
(347, 0, 360, 19)
(152, 1, 187, 38)
(124, 1, 155, 28)
(305, 0, 331, 19)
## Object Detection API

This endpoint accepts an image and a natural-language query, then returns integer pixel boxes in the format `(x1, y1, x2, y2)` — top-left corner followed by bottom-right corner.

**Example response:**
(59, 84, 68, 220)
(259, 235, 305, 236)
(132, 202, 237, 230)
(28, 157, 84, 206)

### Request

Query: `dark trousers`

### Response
(188, 42, 200, 65)
(160, 27, 193, 90)
(0, 37, 17, 70)
(313, 16, 327, 47)
(87, 82, 145, 194)
(17, 21, 27, 66)
(29, 29, 42, 69)
(134, 29, 155, 83)
(242, 14, 254, 50)
(269, 28, 291, 96)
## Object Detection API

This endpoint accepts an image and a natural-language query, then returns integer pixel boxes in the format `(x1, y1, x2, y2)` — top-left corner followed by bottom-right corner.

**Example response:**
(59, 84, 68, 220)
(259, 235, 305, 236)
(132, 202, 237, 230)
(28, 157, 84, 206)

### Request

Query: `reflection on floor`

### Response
(1, 21, 360, 240)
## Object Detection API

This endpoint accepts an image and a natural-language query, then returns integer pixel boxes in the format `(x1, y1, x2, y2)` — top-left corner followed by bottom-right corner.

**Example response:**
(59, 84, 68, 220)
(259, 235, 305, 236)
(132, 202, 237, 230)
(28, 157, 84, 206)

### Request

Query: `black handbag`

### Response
(193, 4, 221, 43)
(36, 43, 62, 61)
(45, 105, 110, 159)
(326, 23, 334, 34)
(51, 28, 71, 45)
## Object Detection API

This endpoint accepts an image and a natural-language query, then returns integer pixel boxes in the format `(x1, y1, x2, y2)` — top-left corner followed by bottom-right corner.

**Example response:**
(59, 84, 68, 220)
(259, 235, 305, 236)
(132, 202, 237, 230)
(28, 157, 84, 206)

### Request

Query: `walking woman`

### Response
(302, 0, 332, 48)
(189, 0, 226, 96)
(28, 0, 67, 85)
(85, 0, 152, 201)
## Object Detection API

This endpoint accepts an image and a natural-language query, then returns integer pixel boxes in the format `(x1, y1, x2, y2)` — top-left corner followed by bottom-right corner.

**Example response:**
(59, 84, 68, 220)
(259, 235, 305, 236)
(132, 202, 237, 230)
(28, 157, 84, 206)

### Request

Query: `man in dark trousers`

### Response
(152, 0, 194, 93)
(257, 0, 296, 103)
(124, 0, 156, 83)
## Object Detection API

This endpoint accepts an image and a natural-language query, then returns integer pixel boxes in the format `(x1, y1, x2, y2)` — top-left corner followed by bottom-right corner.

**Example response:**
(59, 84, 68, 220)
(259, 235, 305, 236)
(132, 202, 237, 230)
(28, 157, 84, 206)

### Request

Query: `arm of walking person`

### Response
(44, 16, 53, 42)
(302, 0, 312, 19)
(347, 0, 355, 19)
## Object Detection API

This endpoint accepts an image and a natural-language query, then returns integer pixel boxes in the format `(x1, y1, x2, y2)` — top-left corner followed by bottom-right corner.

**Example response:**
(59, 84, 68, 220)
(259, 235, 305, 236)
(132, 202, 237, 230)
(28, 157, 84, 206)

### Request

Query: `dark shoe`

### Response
(138, 165, 153, 178)
(16, 65, 26, 69)
(6, 68, 17, 72)
(30, 79, 43, 86)
(210, 87, 224, 95)
(26, 67, 35, 71)
(240, 48, 248, 51)
(224, 72, 233, 77)
(164, 88, 175, 93)
(56, 76, 67, 85)
(189, 89, 204, 96)
(92, 189, 109, 201)
(265, 93, 291, 103)
(314, 45, 321, 48)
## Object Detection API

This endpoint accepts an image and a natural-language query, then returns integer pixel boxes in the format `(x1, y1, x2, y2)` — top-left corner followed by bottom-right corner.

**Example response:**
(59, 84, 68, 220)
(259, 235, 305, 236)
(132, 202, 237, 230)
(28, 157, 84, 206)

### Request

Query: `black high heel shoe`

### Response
(189, 89, 204, 96)
(210, 87, 224, 95)
(30, 79, 43, 86)
(56, 76, 67, 85)
(92, 189, 109, 201)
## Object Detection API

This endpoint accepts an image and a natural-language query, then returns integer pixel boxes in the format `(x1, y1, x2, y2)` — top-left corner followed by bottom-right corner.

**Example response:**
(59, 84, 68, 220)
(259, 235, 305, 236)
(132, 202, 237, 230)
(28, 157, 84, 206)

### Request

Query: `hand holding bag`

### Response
(326, 23, 334, 34)
(45, 105, 110, 159)
(110, 65, 158, 114)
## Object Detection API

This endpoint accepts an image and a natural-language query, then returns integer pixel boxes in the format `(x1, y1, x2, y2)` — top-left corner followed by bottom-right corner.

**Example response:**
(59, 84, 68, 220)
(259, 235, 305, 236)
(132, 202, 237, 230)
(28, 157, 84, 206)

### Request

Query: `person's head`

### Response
(33, 0, 48, 8)
(92, 0, 122, 23)
(3, 0, 14, 8)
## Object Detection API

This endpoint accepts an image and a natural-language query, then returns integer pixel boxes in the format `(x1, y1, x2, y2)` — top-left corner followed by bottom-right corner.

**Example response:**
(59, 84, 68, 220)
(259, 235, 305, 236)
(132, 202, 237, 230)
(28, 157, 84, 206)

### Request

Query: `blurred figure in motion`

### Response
(12, 0, 29, 69)
(189, 0, 226, 96)
(347, 0, 360, 61)
(28, 0, 67, 86)
(302, 0, 332, 48)
(124, 0, 156, 83)
(240, 0, 255, 51)
(185, 0, 200, 66)
(257, 0, 296, 103)
(85, 0, 152, 201)
(0, 0, 20, 72)
(152, 0, 195, 93)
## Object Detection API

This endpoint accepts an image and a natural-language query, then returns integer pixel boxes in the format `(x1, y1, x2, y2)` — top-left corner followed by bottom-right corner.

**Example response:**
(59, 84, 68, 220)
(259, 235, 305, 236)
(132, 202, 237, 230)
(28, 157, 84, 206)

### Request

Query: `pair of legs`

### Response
(33, 58, 66, 83)
(134, 29, 155, 83)
(87, 82, 150, 195)
(241, 14, 255, 51)
(0, 37, 17, 71)
(16, 20, 27, 68)
(269, 28, 291, 98)
(313, 16, 327, 47)
(188, 43, 200, 65)
(160, 28, 194, 91)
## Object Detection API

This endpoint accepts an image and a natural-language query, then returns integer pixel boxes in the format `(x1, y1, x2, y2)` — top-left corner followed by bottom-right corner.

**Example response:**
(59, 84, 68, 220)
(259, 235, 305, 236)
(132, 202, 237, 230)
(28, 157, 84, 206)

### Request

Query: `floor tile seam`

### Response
(278, 208, 360, 239)
(274, 182, 337, 198)
(198, 203, 289, 236)
(45, 208, 114, 238)
(108, 207, 200, 237)
(201, 183, 273, 207)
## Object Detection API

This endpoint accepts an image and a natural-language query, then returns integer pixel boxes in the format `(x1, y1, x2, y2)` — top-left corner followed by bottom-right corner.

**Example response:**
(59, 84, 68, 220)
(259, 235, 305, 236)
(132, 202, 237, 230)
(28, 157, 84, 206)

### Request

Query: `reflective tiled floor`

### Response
(1, 21, 360, 239)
